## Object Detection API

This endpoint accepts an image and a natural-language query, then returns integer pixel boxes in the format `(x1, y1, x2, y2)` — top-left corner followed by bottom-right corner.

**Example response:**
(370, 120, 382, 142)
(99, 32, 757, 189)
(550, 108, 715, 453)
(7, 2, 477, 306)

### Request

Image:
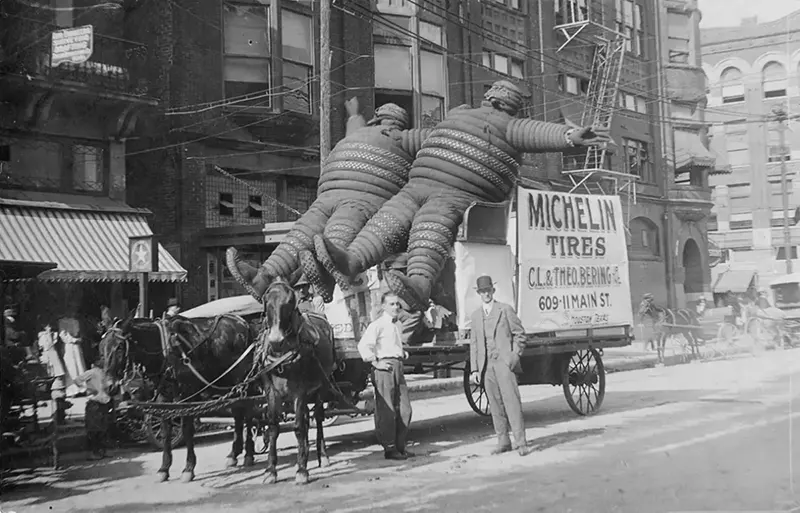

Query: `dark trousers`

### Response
(85, 400, 112, 455)
(484, 359, 526, 448)
(371, 358, 412, 452)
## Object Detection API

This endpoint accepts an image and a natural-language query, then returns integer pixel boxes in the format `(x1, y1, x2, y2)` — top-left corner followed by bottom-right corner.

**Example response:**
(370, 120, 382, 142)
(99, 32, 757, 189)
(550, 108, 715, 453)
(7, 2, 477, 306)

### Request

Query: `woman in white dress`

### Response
(58, 317, 87, 397)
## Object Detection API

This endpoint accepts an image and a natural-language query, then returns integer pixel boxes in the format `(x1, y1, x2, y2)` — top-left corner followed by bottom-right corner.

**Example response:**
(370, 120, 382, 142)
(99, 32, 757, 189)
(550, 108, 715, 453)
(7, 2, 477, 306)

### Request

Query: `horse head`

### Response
(99, 308, 137, 381)
(263, 276, 302, 352)
(637, 295, 656, 321)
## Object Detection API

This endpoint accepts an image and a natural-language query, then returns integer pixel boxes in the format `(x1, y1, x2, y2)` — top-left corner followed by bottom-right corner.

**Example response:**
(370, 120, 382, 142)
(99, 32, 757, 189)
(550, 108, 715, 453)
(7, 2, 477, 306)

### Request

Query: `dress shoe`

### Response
(384, 449, 408, 461)
(398, 449, 415, 458)
(490, 445, 512, 455)
(517, 446, 531, 457)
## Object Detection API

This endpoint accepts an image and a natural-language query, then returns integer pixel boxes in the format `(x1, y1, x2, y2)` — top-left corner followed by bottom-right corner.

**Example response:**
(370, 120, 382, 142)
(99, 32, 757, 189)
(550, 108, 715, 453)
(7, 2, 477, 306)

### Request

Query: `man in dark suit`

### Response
(468, 275, 529, 456)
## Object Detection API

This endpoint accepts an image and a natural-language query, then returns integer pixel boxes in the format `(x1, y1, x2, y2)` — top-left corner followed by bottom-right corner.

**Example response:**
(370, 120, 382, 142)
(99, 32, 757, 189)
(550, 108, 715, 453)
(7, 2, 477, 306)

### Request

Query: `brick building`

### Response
(0, 0, 186, 335)
(124, 0, 713, 311)
(702, 12, 800, 290)
(476, 0, 715, 309)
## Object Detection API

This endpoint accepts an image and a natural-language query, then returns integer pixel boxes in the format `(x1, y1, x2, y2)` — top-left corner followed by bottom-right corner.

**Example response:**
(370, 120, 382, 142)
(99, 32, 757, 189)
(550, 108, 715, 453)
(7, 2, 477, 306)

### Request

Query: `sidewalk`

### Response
(27, 340, 765, 460)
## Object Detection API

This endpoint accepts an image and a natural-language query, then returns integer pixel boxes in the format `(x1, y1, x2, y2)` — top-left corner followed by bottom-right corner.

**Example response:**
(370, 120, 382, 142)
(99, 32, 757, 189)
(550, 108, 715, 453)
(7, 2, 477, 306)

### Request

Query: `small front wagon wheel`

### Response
(463, 362, 490, 417)
(562, 349, 605, 416)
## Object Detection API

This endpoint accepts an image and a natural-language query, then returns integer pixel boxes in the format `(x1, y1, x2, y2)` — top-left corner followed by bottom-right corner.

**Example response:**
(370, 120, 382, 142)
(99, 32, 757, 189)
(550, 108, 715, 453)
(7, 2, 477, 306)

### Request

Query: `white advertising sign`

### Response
(516, 187, 633, 333)
(324, 267, 381, 340)
(51, 25, 94, 67)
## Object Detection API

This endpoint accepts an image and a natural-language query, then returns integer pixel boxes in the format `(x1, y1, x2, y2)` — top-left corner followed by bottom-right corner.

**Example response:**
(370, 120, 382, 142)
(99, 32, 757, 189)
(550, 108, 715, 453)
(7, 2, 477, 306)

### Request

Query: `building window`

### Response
(720, 67, 745, 104)
(72, 144, 104, 192)
(724, 122, 749, 167)
(223, 2, 271, 106)
(510, 59, 524, 79)
(623, 138, 651, 182)
(421, 50, 446, 127)
(375, 19, 446, 130)
(629, 217, 660, 256)
(219, 192, 234, 217)
(420, 21, 443, 45)
(555, 0, 588, 25)
(616, 0, 644, 57)
(484, 51, 523, 79)
(667, 11, 690, 63)
(248, 195, 263, 218)
(282, 9, 313, 113)
(762, 62, 787, 99)
(559, 74, 589, 95)
(618, 92, 647, 113)
(768, 128, 791, 163)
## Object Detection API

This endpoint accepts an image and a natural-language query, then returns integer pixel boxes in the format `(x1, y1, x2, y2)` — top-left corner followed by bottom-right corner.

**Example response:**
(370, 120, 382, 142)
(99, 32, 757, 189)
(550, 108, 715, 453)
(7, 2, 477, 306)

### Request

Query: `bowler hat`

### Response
(475, 276, 495, 291)
(167, 297, 180, 308)
(294, 275, 310, 287)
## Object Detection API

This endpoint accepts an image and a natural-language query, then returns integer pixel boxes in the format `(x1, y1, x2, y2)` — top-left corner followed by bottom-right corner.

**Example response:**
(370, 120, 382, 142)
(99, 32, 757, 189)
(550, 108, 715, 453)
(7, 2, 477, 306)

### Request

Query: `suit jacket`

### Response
(469, 301, 526, 375)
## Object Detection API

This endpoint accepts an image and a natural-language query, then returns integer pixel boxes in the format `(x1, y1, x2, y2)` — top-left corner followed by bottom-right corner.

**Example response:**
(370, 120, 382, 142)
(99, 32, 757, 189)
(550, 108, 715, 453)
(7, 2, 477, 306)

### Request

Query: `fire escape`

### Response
(554, 0, 635, 234)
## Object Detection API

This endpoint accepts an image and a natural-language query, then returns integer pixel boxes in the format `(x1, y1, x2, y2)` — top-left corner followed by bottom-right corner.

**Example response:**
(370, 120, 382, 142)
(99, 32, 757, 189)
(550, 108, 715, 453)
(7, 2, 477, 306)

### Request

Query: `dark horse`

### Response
(100, 314, 261, 483)
(638, 295, 703, 363)
(260, 276, 336, 485)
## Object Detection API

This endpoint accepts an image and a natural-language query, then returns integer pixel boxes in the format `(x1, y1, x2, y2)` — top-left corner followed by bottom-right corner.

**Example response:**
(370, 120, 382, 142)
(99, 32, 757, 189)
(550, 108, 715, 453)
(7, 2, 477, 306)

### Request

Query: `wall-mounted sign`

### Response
(51, 25, 94, 67)
(129, 235, 158, 273)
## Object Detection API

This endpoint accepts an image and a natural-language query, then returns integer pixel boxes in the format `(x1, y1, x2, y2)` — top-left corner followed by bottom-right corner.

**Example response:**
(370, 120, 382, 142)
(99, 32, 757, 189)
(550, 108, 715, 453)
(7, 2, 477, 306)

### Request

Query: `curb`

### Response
(39, 344, 763, 460)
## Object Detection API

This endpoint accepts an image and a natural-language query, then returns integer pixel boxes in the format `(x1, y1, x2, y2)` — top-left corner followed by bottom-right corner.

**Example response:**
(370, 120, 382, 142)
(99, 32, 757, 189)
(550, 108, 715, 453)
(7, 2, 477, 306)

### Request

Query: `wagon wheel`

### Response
(250, 422, 269, 454)
(143, 414, 186, 450)
(463, 361, 490, 417)
(308, 403, 339, 429)
(716, 322, 740, 346)
(562, 349, 605, 416)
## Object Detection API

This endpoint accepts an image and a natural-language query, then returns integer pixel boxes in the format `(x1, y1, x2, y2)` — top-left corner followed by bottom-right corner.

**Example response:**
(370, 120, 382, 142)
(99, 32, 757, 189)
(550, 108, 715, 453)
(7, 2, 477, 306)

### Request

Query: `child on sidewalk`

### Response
(73, 359, 114, 460)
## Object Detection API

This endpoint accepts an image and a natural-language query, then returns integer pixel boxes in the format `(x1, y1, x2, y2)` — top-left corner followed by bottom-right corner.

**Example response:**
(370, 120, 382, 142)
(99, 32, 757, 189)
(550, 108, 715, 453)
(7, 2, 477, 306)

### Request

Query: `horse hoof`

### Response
(181, 471, 195, 483)
(156, 472, 169, 483)
(225, 457, 238, 468)
(243, 456, 255, 467)
(319, 456, 330, 469)
(264, 473, 278, 485)
(295, 472, 310, 485)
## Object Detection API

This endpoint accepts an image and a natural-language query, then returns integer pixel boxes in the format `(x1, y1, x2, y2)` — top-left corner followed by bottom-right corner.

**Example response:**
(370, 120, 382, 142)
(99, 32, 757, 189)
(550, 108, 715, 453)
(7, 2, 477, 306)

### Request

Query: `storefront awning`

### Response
(0, 201, 187, 282)
(674, 130, 716, 171)
(712, 269, 755, 294)
(0, 259, 58, 281)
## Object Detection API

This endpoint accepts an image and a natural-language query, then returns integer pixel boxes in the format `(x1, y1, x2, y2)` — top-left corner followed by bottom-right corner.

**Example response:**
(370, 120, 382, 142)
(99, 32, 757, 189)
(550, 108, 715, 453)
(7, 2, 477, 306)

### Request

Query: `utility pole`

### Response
(773, 104, 792, 274)
(319, 0, 331, 164)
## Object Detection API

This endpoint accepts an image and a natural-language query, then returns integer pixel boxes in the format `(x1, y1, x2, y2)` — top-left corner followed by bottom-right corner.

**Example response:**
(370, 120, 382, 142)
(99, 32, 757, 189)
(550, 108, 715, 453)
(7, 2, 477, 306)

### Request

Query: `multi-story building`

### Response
(702, 12, 800, 291)
(115, 0, 713, 312)
(0, 1, 186, 334)
(487, 0, 715, 309)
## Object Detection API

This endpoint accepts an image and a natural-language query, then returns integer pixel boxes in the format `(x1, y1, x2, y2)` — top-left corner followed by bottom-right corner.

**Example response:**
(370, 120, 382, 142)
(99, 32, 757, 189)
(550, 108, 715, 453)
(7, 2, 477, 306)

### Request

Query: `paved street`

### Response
(3, 349, 799, 513)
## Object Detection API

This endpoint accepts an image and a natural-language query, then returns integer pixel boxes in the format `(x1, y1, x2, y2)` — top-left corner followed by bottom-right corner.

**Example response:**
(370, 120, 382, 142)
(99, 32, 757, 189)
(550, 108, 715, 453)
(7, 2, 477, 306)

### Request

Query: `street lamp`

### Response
(771, 104, 792, 274)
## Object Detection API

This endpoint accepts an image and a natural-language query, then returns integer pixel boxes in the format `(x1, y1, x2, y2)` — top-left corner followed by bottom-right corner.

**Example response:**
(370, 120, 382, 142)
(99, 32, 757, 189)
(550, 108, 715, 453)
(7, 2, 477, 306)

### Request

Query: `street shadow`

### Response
(0, 457, 147, 506)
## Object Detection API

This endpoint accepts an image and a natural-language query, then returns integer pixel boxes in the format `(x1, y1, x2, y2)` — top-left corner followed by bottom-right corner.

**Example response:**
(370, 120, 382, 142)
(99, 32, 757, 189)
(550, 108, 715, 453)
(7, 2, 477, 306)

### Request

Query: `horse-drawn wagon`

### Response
(316, 186, 634, 418)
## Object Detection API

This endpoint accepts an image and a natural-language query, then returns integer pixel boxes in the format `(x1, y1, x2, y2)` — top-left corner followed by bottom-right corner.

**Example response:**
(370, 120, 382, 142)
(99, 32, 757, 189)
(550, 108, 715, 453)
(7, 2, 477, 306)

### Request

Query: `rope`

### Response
(127, 349, 299, 418)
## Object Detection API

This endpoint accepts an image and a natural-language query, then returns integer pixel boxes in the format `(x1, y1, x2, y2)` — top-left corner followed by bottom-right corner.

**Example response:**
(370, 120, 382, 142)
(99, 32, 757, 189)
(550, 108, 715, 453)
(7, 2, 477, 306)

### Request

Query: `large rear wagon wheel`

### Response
(562, 349, 605, 416)
(143, 414, 186, 450)
(463, 361, 490, 417)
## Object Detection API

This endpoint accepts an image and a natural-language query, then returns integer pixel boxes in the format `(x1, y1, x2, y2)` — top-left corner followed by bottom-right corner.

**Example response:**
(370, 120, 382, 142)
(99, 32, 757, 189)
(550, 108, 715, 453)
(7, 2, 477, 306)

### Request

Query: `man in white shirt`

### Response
(358, 292, 413, 460)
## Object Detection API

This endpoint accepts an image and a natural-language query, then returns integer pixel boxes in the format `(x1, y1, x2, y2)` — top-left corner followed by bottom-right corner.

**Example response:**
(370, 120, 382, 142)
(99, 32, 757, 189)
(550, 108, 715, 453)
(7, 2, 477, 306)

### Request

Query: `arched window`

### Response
(629, 217, 660, 257)
(762, 62, 787, 98)
(720, 67, 744, 104)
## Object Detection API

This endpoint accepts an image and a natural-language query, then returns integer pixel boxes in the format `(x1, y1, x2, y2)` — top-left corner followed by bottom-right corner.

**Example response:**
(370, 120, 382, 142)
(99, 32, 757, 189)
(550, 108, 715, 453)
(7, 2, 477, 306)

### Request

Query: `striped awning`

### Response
(0, 202, 187, 282)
